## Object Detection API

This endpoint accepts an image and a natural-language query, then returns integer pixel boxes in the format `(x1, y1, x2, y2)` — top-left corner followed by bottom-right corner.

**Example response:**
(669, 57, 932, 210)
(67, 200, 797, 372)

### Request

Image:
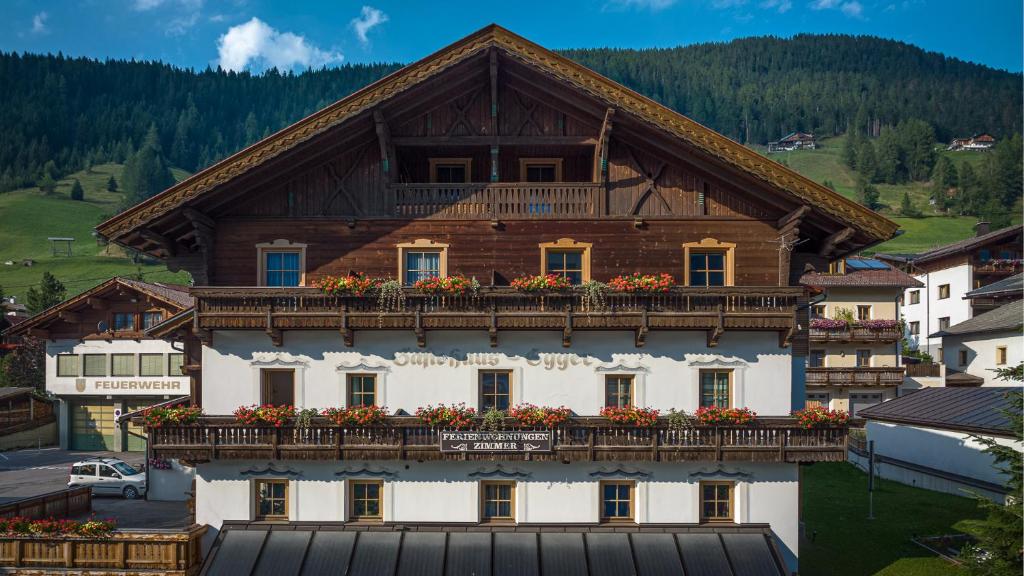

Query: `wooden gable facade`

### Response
(97, 25, 896, 290)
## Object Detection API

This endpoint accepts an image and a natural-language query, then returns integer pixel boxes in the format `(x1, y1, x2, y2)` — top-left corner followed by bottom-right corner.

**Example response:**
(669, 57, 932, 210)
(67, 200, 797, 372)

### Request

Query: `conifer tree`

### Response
(69, 178, 84, 201)
(106, 174, 118, 192)
(25, 272, 66, 314)
(121, 124, 175, 204)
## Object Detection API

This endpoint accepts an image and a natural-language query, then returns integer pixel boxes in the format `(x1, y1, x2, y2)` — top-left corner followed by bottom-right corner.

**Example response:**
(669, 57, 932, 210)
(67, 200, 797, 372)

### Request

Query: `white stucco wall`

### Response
(900, 264, 972, 357)
(201, 330, 794, 416)
(46, 339, 189, 398)
(941, 331, 1023, 386)
(149, 461, 196, 502)
(195, 459, 800, 571)
(865, 421, 1020, 499)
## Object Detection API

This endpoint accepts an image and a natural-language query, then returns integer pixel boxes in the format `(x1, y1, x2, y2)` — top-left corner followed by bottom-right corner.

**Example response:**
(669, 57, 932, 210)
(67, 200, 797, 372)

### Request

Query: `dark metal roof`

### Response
(965, 274, 1024, 299)
(929, 300, 1023, 338)
(859, 387, 1020, 436)
(876, 225, 1023, 267)
(201, 523, 788, 576)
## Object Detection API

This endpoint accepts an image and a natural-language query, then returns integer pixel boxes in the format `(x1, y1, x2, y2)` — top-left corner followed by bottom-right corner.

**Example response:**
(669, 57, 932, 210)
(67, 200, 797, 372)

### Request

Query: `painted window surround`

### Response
(682, 238, 736, 287)
(256, 239, 307, 287)
(539, 238, 592, 282)
(397, 239, 449, 283)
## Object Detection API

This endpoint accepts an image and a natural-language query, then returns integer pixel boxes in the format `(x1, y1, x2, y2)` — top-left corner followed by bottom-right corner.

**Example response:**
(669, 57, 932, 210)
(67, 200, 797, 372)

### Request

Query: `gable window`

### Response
(857, 305, 872, 321)
(83, 354, 107, 377)
(604, 375, 633, 408)
(958, 349, 969, 367)
(809, 350, 826, 368)
(479, 371, 512, 412)
(540, 238, 591, 285)
(347, 374, 377, 408)
(111, 354, 135, 377)
(57, 355, 79, 377)
(856, 349, 872, 367)
(480, 481, 515, 522)
(349, 480, 383, 521)
(254, 479, 288, 521)
(699, 370, 732, 408)
(519, 158, 563, 183)
(938, 317, 950, 331)
(700, 481, 734, 522)
(139, 353, 164, 377)
(112, 312, 135, 332)
(909, 290, 920, 305)
(256, 240, 306, 287)
(997, 346, 1008, 365)
(168, 353, 185, 377)
(398, 240, 448, 286)
(938, 284, 950, 300)
(260, 369, 295, 406)
(142, 311, 164, 330)
(908, 321, 920, 336)
(599, 481, 634, 522)
(683, 239, 735, 287)
(429, 158, 471, 183)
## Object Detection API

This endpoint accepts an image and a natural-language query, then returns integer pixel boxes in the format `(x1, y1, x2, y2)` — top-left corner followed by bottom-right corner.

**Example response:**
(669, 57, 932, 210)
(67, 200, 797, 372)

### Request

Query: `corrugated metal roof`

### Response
(965, 274, 1024, 299)
(859, 387, 1020, 436)
(930, 300, 1023, 337)
(200, 524, 787, 576)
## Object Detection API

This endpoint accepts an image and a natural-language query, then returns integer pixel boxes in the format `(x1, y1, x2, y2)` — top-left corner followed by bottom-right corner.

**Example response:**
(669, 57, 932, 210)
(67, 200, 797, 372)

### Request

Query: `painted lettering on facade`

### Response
(392, 349, 593, 371)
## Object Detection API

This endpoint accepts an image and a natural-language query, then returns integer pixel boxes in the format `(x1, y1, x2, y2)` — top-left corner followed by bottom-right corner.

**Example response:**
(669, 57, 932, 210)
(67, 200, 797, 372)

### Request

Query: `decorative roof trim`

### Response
(96, 25, 897, 243)
(589, 466, 651, 479)
(240, 463, 303, 478)
(688, 467, 752, 480)
(334, 466, 399, 479)
(468, 465, 532, 479)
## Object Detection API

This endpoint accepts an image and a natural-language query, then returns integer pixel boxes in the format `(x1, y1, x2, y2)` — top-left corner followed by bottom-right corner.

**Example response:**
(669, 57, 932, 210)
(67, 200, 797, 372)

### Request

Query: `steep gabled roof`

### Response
(877, 225, 1023, 267)
(2, 277, 193, 337)
(930, 300, 1023, 338)
(96, 25, 898, 245)
(860, 387, 1019, 437)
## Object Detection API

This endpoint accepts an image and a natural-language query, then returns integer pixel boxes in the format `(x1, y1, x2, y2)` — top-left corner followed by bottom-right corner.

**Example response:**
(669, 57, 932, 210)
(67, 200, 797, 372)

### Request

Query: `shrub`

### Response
(510, 274, 572, 292)
(608, 273, 675, 293)
(233, 404, 296, 427)
(481, 407, 506, 430)
(0, 516, 116, 538)
(599, 406, 660, 427)
(140, 405, 203, 427)
(507, 404, 572, 427)
(413, 275, 479, 296)
(792, 406, 849, 428)
(313, 273, 379, 296)
(694, 406, 757, 426)
(416, 403, 476, 429)
(322, 405, 389, 426)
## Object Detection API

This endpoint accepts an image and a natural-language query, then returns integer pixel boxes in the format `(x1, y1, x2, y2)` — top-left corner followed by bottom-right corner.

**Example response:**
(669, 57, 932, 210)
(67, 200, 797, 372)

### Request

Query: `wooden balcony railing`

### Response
(905, 363, 941, 378)
(0, 524, 206, 575)
(806, 367, 906, 386)
(193, 286, 801, 347)
(973, 260, 1022, 275)
(146, 416, 847, 464)
(0, 487, 91, 521)
(390, 182, 602, 219)
(809, 326, 903, 343)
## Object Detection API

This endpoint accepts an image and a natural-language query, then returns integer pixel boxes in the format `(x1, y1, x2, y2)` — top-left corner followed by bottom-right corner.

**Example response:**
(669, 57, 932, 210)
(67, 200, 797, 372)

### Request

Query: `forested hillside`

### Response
(1, 34, 1020, 192)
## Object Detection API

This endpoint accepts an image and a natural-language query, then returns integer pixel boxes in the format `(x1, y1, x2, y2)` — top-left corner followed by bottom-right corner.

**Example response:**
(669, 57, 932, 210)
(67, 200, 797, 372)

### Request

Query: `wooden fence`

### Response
(0, 487, 91, 521)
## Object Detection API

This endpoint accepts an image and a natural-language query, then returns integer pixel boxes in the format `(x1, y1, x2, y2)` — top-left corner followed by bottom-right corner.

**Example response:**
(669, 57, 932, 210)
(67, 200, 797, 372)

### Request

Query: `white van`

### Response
(68, 458, 147, 499)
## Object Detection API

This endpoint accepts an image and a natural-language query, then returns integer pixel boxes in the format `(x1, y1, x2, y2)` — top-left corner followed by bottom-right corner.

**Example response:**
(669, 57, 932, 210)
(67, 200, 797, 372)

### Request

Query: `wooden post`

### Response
(715, 428, 723, 461)
(587, 428, 595, 462)
(64, 541, 73, 567)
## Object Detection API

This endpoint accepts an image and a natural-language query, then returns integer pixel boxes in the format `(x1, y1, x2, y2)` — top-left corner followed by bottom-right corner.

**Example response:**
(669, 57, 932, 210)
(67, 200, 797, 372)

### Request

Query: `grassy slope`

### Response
(0, 164, 190, 303)
(801, 462, 985, 576)
(757, 135, 1002, 254)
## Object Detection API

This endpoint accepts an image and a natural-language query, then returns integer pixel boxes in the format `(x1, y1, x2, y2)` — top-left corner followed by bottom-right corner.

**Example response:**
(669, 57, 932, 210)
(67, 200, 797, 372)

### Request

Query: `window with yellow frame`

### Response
(682, 239, 735, 287)
(700, 481, 734, 522)
(480, 481, 515, 522)
(539, 238, 591, 284)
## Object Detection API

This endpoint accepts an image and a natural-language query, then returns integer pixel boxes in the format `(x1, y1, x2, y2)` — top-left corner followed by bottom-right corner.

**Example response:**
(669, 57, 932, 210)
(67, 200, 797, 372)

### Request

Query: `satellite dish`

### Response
(97, 320, 109, 333)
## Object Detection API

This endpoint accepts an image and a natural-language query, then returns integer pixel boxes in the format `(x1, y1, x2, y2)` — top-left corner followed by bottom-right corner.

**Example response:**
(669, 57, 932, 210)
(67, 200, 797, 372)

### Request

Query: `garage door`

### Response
(70, 401, 115, 451)
(125, 401, 150, 452)
(850, 393, 882, 416)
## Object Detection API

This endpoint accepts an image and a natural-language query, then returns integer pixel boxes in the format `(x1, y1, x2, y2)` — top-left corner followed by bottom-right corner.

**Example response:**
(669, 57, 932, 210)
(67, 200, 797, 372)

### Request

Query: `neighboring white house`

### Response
(857, 387, 1021, 503)
(933, 300, 1023, 387)
(878, 224, 1023, 359)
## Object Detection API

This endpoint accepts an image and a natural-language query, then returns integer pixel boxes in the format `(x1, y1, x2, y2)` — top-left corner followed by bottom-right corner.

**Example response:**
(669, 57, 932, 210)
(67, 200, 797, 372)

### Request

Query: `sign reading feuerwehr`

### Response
(440, 430, 553, 453)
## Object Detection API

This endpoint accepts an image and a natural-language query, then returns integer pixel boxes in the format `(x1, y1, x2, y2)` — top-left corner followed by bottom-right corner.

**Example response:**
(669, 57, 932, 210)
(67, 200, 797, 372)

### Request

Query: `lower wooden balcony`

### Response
(806, 367, 906, 386)
(192, 286, 802, 348)
(809, 326, 902, 343)
(147, 416, 847, 464)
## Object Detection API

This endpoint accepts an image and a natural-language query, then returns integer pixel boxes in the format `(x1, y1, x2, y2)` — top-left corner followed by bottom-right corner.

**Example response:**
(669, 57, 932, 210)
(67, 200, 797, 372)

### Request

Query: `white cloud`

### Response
(810, 0, 864, 17)
(217, 17, 343, 72)
(841, 0, 863, 17)
(31, 11, 49, 34)
(132, 0, 204, 34)
(167, 12, 201, 36)
(604, 0, 678, 11)
(133, 0, 165, 9)
(350, 6, 388, 45)
(810, 0, 839, 8)
(712, 0, 747, 8)
(760, 0, 792, 12)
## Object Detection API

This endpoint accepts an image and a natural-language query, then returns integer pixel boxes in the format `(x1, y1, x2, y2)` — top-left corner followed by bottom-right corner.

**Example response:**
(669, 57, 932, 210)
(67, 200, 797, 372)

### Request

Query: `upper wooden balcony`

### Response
(808, 325, 903, 343)
(145, 416, 847, 465)
(390, 182, 603, 219)
(191, 286, 802, 348)
(973, 259, 1023, 275)
(806, 367, 906, 387)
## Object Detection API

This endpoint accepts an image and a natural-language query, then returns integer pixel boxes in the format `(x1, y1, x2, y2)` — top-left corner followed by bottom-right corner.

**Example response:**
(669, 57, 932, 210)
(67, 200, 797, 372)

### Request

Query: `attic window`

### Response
(519, 158, 562, 182)
(429, 158, 471, 183)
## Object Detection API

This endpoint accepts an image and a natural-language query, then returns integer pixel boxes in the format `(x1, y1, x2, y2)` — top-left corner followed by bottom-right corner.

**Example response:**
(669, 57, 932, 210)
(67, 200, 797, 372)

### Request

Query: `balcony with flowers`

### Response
(808, 318, 903, 343)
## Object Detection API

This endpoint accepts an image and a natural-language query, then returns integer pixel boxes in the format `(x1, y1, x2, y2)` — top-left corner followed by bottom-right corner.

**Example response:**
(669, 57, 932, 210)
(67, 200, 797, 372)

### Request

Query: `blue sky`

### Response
(4, 0, 1022, 72)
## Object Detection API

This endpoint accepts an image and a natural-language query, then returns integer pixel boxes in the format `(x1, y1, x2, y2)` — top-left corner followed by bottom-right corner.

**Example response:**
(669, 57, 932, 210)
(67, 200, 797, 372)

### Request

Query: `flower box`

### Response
(509, 274, 572, 293)
(856, 319, 900, 330)
(507, 404, 572, 427)
(416, 403, 477, 429)
(608, 273, 675, 293)
(413, 275, 479, 296)
(323, 405, 389, 426)
(0, 517, 116, 538)
(141, 405, 203, 428)
(313, 273, 379, 296)
(233, 404, 296, 427)
(599, 406, 660, 427)
(792, 406, 849, 429)
(810, 318, 848, 330)
(694, 406, 756, 426)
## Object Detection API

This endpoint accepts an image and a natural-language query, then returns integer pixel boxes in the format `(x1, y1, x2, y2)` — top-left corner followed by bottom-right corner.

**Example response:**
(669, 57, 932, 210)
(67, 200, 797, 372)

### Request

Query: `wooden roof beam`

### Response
(818, 227, 855, 257)
(139, 229, 179, 257)
(593, 108, 615, 184)
(58, 311, 81, 323)
(87, 297, 108, 310)
(373, 109, 395, 185)
(777, 205, 811, 231)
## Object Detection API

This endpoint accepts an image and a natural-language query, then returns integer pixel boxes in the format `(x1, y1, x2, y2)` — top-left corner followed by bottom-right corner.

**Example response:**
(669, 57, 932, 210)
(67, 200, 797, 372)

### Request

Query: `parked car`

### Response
(68, 457, 146, 499)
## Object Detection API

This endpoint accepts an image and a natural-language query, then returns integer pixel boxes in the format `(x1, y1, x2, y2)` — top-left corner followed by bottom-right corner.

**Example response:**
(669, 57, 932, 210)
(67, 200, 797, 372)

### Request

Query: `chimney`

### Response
(974, 221, 991, 237)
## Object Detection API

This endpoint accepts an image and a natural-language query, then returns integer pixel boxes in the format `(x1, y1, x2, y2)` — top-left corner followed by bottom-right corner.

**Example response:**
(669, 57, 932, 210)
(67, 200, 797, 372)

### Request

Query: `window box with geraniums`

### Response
(507, 404, 572, 427)
(792, 406, 849, 429)
(509, 274, 572, 293)
(694, 406, 756, 426)
(313, 273, 379, 296)
(0, 517, 116, 538)
(322, 405, 389, 426)
(608, 273, 675, 293)
(599, 406, 660, 427)
(416, 403, 476, 429)
(855, 319, 900, 331)
(809, 318, 848, 330)
(141, 405, 203, 427)
(413, 275, 480, 296)
(233, 404, 296, 427)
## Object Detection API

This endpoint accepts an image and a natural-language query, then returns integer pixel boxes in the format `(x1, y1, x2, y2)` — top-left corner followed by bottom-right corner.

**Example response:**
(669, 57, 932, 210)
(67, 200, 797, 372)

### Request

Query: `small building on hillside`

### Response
(767, 132, 816, 153)
(947, 133, 997, 151)
(932, 300, 1023, 387)
(800, 257, 923, 415)
(858, 387, 1021, 503)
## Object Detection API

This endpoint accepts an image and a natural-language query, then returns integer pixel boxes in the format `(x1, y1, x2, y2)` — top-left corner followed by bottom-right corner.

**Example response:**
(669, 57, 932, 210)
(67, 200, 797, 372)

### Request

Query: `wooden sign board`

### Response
(440, 430, 554, 453)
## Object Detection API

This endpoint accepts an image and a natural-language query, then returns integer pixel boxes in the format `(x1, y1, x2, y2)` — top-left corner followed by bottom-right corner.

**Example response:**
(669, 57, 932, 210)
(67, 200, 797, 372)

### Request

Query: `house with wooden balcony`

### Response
(97, 25, 898, 574)
(800, 257, 922, 415)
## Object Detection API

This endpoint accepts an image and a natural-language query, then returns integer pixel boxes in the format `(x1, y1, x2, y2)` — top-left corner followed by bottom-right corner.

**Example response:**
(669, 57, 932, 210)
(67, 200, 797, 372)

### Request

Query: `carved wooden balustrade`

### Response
(145, 416, 847, 464)
(390, 182, 602, 219)
(805, 367, 906, 386)
(192, 286, 802, 347)
(808, 326, 903, 343)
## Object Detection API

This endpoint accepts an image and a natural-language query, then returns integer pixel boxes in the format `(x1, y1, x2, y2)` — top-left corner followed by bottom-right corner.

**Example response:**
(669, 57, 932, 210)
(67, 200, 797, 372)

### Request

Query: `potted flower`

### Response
(809, 318, 848, 330)
(141, 405, 203, 428)
(608, 273, 675, 293)
(233, 404, 296, 427)
(792, 406, 849, 429)
(313, 273, 379, 296)
(510, 274, 572, 293)
(413, 275, 480, 296)
(694, 406, 757, 426)
(323, 405, 389, 426)
(507, 404, 572, 427)
(416, 403, 476, 429)
(599, 406, 660, 427)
